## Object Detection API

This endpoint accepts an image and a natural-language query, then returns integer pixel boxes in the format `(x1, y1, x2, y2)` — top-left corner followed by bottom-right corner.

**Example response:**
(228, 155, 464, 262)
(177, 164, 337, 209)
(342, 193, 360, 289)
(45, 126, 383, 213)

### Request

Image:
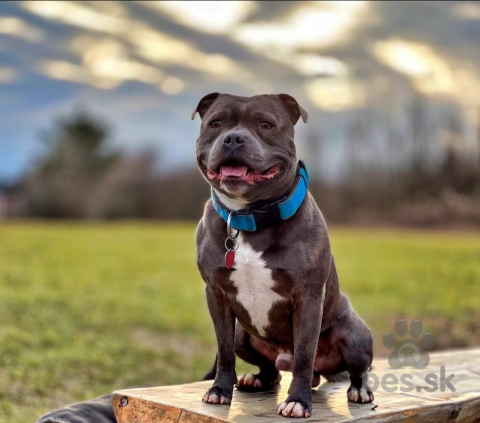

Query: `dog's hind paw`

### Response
(236, 372, 281, 391)
(347, 385, 374, 403)
(236, 373, 262, 390)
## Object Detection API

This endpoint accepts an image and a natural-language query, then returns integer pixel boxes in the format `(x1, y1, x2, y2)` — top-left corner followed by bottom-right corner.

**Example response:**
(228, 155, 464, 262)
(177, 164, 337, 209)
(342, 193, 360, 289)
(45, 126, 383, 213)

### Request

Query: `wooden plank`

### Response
(113, 348, 480, 423)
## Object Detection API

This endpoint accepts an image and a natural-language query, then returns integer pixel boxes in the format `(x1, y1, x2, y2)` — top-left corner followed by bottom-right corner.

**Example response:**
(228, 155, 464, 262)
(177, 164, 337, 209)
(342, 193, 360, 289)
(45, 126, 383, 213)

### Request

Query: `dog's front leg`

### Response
(278, 285, 325, 418)
(202, 285, 237, 405)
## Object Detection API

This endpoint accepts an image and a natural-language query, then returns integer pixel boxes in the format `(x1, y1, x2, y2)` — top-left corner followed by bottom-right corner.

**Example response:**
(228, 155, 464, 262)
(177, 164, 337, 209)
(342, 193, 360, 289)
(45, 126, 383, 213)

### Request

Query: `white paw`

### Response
(277, 401, 311, 418)
(347, 385, 374, 403)
(202, 388, 231, 405)
(236, 373, 262, 390)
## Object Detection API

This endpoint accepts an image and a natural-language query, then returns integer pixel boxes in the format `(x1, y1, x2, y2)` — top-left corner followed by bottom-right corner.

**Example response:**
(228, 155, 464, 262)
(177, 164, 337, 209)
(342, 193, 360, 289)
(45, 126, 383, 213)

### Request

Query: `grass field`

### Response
(0, 222, 479, 423)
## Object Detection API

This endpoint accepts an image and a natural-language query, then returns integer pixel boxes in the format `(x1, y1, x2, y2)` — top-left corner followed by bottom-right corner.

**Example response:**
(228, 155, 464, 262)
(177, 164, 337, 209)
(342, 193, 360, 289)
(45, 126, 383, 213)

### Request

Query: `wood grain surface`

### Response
(113, 348, 480, 423)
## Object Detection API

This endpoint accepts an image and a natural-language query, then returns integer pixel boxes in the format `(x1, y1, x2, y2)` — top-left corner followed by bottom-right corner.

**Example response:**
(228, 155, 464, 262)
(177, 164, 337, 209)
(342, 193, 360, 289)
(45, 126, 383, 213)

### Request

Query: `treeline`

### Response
(2, 102, 480, 227)
(14, 111, 209, 220)
(306, 92, 480, 227)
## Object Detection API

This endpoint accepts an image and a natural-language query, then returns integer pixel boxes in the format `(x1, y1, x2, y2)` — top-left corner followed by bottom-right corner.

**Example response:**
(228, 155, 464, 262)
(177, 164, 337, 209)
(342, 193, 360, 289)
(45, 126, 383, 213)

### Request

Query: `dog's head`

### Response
(193, 93, 307, 205)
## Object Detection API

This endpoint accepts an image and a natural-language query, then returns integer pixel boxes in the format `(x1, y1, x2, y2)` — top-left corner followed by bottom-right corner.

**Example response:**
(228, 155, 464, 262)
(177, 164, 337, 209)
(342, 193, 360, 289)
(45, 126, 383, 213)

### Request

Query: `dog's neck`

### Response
(213, 190, 249, 211)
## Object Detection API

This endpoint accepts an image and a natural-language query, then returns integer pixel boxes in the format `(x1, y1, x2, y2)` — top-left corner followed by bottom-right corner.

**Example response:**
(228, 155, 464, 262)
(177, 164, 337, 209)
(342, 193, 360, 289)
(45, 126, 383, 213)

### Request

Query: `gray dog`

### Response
(194, 93, 374, 419)
(36, 93, 374, 423)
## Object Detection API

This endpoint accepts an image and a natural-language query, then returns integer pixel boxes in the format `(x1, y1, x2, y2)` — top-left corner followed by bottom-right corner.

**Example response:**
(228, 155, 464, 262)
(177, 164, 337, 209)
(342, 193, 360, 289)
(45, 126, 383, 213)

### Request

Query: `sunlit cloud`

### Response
(16, 1, 480, 111)
(161, 77, 185, 95)
(233, 1, 370, 53)
(21, 1, 126, 33)
(141, 1, 257, 34)
(21, 0, 254, 88)
(450, 67, 480, 108)
(41, 37, 162, 90)
(39, 60, 116, 89)
(40, 38, 186, 95)
(453, 2, 480, 20)
(0, 16, 43, 42)
(125, 27, 255, 85)
(372, 39, 454, 94)
(74, 38, 165, 84)
(267, 52, 350, 78)
(373, 40, 445, 79)
(373, 39, 480, 108)
(0, 67, 19, 83)
(305, 77, 366, 112)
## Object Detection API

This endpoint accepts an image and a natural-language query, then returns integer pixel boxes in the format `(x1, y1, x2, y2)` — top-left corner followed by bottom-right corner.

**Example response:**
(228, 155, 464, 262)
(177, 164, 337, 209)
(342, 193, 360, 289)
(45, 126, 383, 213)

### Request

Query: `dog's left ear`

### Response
(191, 92, 220, 120)
(277, 94, 308, 124)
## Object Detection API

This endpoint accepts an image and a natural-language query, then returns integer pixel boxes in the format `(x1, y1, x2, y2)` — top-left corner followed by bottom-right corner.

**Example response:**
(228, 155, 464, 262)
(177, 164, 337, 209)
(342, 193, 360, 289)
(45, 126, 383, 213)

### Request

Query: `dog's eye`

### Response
(259, 121, 273, 130)
(210, 120, 221, 129)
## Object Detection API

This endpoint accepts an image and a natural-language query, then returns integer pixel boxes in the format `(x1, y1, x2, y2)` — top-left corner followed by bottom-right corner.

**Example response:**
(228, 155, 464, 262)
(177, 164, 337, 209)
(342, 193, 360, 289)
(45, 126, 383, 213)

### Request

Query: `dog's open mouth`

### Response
(206, 160, 282, 185)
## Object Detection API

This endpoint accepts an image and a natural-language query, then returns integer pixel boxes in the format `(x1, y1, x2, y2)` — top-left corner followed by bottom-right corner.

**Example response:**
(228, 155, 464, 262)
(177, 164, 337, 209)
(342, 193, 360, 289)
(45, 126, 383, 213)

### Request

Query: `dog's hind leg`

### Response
(341, 313, 374, 403)
(234, 326, 281, 391)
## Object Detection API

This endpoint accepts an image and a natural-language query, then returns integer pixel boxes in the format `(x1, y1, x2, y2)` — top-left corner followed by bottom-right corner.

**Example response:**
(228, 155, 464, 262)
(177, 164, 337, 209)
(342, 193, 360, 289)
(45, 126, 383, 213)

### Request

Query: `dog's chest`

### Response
(229, 235, 284, 336)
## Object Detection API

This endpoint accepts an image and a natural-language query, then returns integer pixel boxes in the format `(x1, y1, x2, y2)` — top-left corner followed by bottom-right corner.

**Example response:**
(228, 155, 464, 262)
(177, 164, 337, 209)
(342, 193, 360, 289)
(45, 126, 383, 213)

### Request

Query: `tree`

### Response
(25, 110, 117, 217)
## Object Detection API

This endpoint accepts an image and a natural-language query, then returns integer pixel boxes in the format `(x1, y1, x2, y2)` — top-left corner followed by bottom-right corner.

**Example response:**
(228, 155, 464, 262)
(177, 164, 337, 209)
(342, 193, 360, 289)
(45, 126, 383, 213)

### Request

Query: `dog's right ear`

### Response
(191, 92, 220, 120)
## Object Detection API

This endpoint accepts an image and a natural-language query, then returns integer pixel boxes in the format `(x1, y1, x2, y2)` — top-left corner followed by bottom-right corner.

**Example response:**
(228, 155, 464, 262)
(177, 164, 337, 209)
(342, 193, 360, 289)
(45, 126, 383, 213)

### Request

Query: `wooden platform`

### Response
(112, 348, 480, 423)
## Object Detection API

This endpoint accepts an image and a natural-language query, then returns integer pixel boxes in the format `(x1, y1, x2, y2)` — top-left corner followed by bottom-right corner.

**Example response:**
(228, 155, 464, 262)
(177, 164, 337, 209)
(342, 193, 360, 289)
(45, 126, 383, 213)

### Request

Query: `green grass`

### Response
(0, 222, 479, 423)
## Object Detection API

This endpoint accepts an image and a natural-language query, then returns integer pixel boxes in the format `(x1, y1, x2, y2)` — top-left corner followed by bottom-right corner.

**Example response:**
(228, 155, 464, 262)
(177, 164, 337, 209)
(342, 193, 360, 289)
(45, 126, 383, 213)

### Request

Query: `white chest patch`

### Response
(230, 234, 284, 336)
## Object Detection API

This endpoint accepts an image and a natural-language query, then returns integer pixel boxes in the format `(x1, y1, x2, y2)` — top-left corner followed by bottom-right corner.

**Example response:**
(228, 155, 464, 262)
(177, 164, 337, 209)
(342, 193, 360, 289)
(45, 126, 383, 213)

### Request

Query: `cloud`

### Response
(229, 1, 371, 110)
(141, 1, 257, 34)
(233, 1, 370, 52)
(160, 77, 185, 95)
(2, 0, 480, 181)
(0, 16, 44, 42)
(306, 77, 366, 112)
(372, 38, 480, 105)
(0, 67, 19, 83)
(453, 2, 480, 20)
(20, 0, 256, 91)
(373, 39, 453, 90)
(20, 1, 127, 33)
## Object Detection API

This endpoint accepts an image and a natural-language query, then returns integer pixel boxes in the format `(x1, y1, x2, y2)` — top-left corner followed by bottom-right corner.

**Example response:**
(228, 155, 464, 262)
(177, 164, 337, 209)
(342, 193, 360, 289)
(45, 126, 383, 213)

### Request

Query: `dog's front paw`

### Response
(202, 385, 233, 405)
(347, 384, 374, 403)
(277, 392, 312, 418)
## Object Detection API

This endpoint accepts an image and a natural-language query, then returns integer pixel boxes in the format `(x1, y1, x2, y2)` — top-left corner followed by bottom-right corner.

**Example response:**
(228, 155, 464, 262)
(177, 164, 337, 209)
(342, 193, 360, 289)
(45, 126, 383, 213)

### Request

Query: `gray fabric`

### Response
(36, 395, 116, 423)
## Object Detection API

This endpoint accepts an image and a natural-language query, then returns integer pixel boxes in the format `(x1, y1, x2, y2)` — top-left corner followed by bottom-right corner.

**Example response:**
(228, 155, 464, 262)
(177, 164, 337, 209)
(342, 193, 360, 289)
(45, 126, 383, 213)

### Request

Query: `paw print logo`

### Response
(383, 319, 435, 369)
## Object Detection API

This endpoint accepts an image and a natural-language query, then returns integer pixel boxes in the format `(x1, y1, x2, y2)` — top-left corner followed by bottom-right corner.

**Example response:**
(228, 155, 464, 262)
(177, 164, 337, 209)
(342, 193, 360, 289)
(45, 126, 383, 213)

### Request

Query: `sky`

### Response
(1, 1, 480, 181)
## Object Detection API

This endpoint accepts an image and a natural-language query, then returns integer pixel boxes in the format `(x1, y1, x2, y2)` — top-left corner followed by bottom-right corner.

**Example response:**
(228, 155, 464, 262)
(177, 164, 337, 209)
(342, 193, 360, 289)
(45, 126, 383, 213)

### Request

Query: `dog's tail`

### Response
(203, 354, 218, 380)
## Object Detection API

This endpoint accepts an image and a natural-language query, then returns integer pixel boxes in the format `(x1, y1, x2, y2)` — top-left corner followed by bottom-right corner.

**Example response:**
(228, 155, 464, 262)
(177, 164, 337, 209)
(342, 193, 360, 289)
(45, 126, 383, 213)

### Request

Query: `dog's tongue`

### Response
(220, 165, 248, 178)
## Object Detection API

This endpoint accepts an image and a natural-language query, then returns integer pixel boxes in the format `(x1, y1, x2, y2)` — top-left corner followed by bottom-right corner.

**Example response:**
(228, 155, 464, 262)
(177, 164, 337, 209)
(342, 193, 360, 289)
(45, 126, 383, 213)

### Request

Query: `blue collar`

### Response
(211, 161, 309, 232)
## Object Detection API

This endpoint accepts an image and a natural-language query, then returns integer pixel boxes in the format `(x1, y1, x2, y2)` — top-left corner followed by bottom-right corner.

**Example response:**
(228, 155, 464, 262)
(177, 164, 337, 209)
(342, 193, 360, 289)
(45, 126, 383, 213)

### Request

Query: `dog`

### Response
(193, 93, 374, 419)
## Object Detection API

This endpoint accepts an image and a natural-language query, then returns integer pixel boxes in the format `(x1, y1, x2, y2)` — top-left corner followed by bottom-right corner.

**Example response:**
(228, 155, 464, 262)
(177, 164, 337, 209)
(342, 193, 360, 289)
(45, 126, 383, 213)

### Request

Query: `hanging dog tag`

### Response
(225, 250, 235, 269)
(225, 211, 239, 269)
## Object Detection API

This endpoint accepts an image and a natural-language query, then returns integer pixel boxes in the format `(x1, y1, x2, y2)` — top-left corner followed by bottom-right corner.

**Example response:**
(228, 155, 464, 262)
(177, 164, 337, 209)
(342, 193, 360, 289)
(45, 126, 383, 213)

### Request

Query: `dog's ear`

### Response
(191, 92, 220, 120)
(277, 94, 308, 124)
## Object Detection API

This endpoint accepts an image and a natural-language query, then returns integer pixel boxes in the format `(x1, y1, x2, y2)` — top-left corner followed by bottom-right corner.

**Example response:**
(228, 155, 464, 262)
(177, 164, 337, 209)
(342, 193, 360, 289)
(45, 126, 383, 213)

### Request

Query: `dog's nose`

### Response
(223, 132, 245, 149)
